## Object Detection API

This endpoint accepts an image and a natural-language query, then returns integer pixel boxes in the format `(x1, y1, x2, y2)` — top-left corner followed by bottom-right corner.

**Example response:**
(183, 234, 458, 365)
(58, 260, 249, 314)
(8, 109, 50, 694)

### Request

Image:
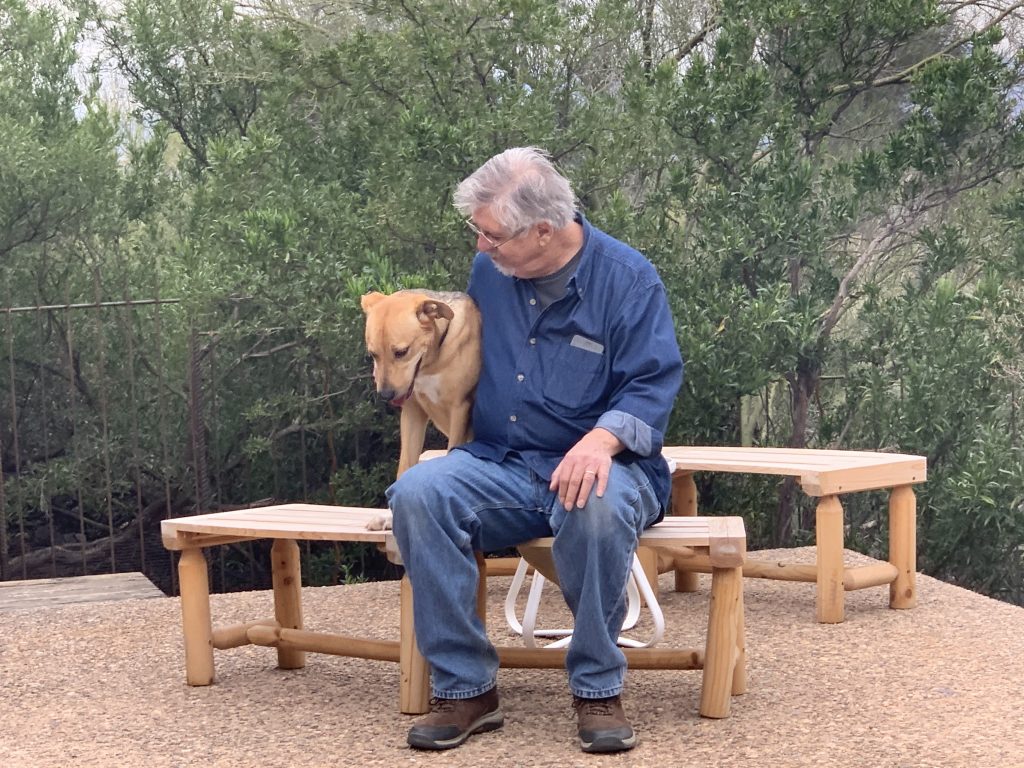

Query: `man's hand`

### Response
(550, 428, 624, 511)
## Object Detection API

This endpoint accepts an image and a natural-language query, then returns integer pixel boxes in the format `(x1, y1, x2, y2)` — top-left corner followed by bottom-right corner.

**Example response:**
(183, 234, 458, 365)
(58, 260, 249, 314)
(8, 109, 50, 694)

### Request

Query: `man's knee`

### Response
(387, 460, 446, 533)
(387, 460, 433, 510)
(581, 492, 637, 536)
(554, 467, 647, 538)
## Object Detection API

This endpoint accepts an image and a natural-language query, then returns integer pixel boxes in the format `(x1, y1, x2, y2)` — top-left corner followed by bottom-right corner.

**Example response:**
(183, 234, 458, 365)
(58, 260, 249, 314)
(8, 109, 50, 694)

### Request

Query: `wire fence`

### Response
(1, 269, 394, 595)
(1, 288, 189, 591)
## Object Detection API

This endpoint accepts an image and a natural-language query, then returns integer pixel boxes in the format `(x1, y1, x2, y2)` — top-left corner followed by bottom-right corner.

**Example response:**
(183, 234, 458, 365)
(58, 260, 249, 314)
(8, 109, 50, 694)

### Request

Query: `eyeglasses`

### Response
(465, 218, 526, 250)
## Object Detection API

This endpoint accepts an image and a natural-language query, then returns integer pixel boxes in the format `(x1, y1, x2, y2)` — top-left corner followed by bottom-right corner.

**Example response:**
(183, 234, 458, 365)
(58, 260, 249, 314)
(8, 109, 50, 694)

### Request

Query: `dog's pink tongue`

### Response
(389, 391, 411, 407)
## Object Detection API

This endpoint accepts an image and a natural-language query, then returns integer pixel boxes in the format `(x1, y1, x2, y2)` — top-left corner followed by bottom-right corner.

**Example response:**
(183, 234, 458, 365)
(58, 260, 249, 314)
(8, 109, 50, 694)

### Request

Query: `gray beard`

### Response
(489, 256, 515, 277)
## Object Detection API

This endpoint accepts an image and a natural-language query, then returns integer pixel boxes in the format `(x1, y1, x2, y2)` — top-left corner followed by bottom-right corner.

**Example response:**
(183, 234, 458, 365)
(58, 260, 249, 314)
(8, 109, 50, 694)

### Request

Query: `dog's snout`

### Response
(378, 387, 398, 401)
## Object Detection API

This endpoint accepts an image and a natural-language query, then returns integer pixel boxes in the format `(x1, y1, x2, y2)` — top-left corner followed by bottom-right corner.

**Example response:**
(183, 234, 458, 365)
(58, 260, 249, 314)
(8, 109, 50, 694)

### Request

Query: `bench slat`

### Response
(161, 506, 391, 550)
(161, 506, 744, 568)
(663, 446, 926, 495)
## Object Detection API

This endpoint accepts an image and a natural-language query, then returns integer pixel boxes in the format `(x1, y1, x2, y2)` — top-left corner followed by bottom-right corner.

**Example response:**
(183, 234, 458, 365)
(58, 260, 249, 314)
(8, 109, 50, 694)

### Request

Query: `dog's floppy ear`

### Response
(417, 299, 455, 326)
(360, 291, 386, 314)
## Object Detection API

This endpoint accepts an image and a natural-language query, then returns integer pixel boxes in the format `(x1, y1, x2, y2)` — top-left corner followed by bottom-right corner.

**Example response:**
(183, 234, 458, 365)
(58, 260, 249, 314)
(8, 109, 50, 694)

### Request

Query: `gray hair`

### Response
(453, 147, 577, 232)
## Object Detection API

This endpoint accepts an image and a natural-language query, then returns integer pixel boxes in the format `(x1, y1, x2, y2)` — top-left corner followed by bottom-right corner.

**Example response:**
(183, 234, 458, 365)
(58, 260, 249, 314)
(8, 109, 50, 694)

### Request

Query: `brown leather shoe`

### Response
(407, 688, 504, 750)
(572, 695, 637, 753)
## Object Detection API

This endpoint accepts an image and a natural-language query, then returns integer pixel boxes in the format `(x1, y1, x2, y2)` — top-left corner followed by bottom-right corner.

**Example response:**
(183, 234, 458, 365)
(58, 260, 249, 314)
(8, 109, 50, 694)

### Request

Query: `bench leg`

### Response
(700, 564, 741, 718)
(397, 556, 487, 712)
(271, 539, 306, 670)
(671, 472, 700, 593)
(178, 548, 215, 686)
(816, 495, 845, 623)
(635, 545, 659, 609)
(888, 485, 917, 609)
(731, 582, 747, 696)
(399, 575, 430, 714)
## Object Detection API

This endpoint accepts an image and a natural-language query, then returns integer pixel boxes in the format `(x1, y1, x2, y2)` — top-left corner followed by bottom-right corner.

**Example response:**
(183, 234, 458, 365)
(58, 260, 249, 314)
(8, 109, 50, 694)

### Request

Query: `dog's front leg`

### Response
(398, 399, 429, 476)
(445, 402, 474, 449)
(367, 400, 431, 532)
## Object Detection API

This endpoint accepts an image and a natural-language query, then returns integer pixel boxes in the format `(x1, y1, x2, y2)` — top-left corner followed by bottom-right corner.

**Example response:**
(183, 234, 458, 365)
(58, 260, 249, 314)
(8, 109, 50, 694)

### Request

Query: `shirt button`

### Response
(529, 298, 537, 306)
(509, 415, 517, 422)
(516, 374, 525, 382)
(529, 338, 536, 345)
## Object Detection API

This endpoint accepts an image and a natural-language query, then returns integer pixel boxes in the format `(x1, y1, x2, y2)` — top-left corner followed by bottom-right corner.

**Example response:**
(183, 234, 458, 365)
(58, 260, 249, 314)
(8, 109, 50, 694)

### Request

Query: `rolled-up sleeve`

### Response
(599, 282, 683, 457)
(597, 409, 653, 455)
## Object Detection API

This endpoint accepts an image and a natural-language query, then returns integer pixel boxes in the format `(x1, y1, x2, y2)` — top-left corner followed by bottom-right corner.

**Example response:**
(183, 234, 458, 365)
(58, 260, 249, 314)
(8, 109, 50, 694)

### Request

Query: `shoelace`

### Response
(573, 698, 615, 717)
(428, 697, 457, 713)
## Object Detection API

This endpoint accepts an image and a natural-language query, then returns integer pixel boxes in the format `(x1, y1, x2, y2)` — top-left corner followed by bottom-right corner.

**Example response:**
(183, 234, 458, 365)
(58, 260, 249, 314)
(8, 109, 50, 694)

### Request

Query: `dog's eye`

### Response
(393, 348, 409, 359)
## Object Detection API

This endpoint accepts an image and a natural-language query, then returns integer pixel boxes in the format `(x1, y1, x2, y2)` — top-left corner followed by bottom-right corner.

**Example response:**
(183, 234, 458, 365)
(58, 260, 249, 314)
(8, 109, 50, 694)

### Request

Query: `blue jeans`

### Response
(386, 449, 662, 700)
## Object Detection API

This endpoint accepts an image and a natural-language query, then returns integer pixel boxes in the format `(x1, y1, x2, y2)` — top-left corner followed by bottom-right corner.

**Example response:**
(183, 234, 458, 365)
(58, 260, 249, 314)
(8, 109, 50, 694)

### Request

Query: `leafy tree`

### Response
(0, 0, 167, 579)
(634, 0, 1024, 542)
(4, 0, 1023, 601)
(0, 0, 120, 264)
(830, 189, 1024, 603)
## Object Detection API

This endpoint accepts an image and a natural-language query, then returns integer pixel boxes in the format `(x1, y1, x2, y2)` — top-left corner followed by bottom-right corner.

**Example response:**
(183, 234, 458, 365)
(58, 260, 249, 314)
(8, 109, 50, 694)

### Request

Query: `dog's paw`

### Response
(366, 511, 393, 531)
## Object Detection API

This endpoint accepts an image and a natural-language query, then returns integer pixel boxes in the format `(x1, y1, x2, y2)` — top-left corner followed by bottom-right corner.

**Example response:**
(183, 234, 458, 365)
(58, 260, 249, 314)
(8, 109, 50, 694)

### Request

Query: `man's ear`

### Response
(417, 300, 454, 326)
(360, 292, 386, 314)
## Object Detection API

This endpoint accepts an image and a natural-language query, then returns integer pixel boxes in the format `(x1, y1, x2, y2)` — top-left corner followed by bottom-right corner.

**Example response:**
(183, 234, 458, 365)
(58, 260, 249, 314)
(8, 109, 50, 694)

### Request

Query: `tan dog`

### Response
(361, 289, 481, 529)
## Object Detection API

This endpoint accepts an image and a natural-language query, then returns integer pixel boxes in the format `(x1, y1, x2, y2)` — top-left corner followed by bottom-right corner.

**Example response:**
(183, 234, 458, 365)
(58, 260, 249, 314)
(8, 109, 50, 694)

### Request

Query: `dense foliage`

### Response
(2, 0, 1023, 601)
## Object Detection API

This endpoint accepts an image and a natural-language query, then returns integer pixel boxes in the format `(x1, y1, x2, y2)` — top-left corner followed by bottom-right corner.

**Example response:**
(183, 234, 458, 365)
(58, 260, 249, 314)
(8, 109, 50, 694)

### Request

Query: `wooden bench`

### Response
(161, 505, 747, 718)
(662, 446, 927, 623)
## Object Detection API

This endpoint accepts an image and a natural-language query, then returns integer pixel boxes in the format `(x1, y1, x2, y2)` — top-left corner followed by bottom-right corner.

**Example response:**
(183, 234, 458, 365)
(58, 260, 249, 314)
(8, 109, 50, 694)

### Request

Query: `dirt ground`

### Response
(2, 547, 1023, 768)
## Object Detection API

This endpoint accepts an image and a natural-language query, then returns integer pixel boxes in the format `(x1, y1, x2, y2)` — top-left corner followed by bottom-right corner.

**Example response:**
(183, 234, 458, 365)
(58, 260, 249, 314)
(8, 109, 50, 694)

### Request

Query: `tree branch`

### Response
(673, 8, 721, 62)
(829, 1, 1024, 97)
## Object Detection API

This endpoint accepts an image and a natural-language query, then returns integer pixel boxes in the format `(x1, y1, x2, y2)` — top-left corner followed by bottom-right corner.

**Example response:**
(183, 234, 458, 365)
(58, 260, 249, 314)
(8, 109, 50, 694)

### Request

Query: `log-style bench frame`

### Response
(661, 447, 927, 623)
(161, 505, 746, 718)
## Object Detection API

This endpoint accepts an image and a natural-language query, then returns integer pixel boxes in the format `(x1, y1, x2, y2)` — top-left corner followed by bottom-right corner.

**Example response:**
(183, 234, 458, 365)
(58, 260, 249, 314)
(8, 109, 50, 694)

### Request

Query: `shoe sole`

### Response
(407, 710, 505, 750)
(580, 732, 638, 753)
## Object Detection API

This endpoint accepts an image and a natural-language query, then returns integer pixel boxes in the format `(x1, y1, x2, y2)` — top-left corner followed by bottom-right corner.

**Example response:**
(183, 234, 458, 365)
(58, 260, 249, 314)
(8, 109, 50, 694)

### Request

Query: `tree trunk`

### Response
(775, 358, 818, 545)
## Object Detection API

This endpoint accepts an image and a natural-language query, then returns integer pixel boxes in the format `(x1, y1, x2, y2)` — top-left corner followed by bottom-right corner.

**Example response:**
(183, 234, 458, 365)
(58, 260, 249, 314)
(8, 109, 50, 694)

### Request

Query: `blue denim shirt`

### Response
(457, 214, 684, 512)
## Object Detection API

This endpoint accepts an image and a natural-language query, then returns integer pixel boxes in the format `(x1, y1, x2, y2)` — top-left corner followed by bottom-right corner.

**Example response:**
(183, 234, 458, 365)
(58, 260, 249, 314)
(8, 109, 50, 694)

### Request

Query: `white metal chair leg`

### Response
(622, 573, 642, 631)
(503, 557, 532, 637)
(505, 554, 664, 649)
(616, 555, 665, 648)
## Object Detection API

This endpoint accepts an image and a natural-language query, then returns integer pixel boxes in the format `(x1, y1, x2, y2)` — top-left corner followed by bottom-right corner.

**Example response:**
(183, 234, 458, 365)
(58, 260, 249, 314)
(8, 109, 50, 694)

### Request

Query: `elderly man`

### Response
(387, 147, 683, 753)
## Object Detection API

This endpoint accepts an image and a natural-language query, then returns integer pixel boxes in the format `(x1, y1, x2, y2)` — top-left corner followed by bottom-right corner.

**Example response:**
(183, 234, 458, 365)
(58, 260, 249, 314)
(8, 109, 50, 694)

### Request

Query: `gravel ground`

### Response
(2, 547, 1022, 768)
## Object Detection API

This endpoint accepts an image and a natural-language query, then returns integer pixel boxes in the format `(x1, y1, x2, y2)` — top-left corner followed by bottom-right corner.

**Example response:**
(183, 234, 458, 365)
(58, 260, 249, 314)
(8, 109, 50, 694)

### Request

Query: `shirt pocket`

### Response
(540, 337, 607, 413)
